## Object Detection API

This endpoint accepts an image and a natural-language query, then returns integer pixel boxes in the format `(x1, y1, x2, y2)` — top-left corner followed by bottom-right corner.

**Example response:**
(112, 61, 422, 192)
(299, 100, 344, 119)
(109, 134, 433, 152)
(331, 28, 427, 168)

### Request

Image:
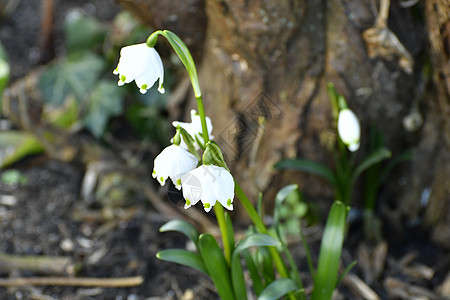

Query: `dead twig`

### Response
(0, 276, 143, 287)
(0, 252, 76, 275)
(343, 273, 380, 300)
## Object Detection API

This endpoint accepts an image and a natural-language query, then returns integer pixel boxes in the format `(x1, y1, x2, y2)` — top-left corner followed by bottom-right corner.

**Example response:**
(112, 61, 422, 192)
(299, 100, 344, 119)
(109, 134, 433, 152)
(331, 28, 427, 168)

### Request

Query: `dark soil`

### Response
(0, 159, 219, 300)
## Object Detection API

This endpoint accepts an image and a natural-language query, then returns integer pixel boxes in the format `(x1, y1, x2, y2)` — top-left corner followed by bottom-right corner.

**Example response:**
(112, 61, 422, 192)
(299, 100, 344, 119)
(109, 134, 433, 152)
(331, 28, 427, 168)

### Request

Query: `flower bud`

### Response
(337, 108, 361, 152)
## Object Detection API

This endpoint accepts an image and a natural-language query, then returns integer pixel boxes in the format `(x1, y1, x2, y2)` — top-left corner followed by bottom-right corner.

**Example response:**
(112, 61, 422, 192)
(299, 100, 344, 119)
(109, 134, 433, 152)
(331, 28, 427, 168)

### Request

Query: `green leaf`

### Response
(258, 246, 275, 285)
(160, 30, 201, 98)
(243, 250, 264, 296)
(39, 52, 105, 106)
(380, 149, 413, 183)
(44, 97, 79, 129)
(274, 159, 337, 186)
(231, 234, 281, 300)
(258, 278, 301, 300)
(156, 249, 207, 274)
(336, 260, 357, 287)
(64, 12, 106, 53)
(311, 201, 347, 300)
(83, 80, 123, 138)
(273, 184, 299, 227)
(125, 104, 170, 146)
(0, 41, 10, 107)
(234, 234, 280, 257)
(1, 169, 27, 186)
(198, 233, 235, 300)
(0, 132, 44, 168)
(351, 147, 391, 185)
(225, 213, 236, 255)
(159, 220, 200, 248)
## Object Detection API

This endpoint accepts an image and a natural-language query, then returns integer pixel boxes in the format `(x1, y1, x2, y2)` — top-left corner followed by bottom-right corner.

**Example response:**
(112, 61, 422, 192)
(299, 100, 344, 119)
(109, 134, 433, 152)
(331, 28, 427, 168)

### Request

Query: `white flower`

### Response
(337, 108, 361, 152)
(181, 165, 234, 212)
(172, 110, 214, 149)
(113, 43, 165, 94)
(152, 145, 198, 190)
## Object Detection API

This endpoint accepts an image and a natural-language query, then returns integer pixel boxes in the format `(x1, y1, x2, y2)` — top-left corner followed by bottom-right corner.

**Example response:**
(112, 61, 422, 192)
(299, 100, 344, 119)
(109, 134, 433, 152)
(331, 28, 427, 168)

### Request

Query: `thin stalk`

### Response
(299, 226, 315, 277)
(276, 229, 304, 290)
(214, 204, 231, 264)
(196, 95, 209, 144)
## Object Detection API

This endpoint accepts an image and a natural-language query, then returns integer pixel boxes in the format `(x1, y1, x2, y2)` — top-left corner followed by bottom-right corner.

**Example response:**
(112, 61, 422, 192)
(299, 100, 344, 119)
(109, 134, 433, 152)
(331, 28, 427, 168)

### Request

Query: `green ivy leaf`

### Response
(65, 12, 106, 53)
(83, 80, 123, 138)
(39, 52, 105, 106)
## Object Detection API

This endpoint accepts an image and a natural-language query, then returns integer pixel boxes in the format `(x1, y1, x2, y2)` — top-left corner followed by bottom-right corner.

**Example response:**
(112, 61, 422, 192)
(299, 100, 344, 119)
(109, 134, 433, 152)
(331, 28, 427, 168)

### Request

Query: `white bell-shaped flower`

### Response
(113, 43, 165, 94)
(152, 144, 198, 190)
(181, 164, 234, 212)
(337, 108, 361, 152)
(172, 110, 214, 150)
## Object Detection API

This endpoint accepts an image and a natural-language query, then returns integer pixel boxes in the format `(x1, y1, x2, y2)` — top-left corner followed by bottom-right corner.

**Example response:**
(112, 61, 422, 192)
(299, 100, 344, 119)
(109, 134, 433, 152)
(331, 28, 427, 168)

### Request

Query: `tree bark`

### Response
(118, 0, 450, 246)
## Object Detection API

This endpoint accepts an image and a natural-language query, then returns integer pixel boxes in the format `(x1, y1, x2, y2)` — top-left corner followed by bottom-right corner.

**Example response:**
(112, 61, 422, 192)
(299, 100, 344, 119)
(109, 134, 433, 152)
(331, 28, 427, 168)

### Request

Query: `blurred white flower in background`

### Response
(337, 108, 361, 152)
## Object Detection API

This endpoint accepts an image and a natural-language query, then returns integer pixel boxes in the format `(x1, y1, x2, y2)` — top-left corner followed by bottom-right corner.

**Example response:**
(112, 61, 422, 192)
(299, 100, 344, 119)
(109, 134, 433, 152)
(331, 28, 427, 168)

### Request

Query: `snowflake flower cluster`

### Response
(114, 44, 234, 212)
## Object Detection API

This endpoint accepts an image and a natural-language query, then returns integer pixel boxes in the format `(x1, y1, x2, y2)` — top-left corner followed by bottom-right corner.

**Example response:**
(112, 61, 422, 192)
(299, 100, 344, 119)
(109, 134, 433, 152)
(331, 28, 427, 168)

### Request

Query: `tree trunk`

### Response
(119, 0, 450, 246)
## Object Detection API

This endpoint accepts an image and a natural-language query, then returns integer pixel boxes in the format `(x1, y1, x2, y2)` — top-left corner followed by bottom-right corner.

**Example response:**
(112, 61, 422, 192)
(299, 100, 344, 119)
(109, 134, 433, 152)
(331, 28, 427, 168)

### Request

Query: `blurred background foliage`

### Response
(0, 11, 173, 168)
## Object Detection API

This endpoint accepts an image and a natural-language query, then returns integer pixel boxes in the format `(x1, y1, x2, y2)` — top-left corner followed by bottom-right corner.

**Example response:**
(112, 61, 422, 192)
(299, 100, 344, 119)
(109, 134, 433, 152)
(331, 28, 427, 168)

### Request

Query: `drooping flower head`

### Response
(113, 43, 165, 94)
(152, 144, 198, 190)
(172, 109, 214, 149)
(181, 164, 234, 212)
(337, 108, 361, 152)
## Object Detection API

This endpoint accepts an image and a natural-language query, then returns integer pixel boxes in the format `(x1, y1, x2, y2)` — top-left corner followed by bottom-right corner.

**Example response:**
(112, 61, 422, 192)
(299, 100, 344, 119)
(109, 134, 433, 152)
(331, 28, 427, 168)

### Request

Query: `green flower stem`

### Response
(196, 95, 210, 143)
(194, 96, 230, 264)
(213, 204, 231, 264)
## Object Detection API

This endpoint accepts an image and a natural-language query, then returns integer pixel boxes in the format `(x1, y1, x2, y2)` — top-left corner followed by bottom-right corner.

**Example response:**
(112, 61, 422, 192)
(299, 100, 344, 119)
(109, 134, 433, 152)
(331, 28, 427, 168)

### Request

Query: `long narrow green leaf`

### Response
(311, 201, 347, 300)
(258, 278, 301, 300)
(156, 249, 207, 274)
(351, 147, 391, 185)
(274, 159, 337, 186)
(243, 250, 264, 296)
(258, 246, 275, 285)
(198, 234, 235, 300)
(225, 213, 235, 255)
(336, 260, 357, 287)
(231, 234, 280, 300)
(159, 220, 199, 248)
(380, 149, 414, 183)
